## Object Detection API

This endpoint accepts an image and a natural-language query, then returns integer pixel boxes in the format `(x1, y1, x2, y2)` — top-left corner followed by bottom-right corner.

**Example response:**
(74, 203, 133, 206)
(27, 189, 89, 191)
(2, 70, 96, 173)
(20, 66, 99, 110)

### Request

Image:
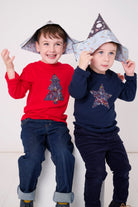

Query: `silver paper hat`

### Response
(21, 20, 78, 55)
(73, 14, 128, 62)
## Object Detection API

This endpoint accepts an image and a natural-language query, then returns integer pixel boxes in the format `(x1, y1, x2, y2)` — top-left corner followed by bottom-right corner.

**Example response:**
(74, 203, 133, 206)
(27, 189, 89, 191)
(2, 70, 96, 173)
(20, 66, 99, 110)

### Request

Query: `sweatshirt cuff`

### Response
(5, 72, 19, 81)
(125, 73, 137, 80)
(75, 66, 90, 78)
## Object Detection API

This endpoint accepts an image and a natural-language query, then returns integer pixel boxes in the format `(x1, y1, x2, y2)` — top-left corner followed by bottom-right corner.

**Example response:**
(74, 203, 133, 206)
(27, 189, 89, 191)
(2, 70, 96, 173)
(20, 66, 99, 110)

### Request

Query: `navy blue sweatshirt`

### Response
(69, 66, 137, 132)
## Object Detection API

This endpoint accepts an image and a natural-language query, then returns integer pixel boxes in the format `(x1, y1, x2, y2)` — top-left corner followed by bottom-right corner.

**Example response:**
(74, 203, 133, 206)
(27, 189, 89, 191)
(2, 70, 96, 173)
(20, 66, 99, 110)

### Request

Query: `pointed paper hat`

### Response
(20, 20, 78, 54)
(73, 14, 128, 62)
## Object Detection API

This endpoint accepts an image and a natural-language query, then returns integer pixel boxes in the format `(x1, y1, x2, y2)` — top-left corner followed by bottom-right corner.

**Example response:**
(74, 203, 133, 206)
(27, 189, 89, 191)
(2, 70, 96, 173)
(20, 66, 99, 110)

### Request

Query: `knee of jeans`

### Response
(52, 148, 74, 164)
(55, 140, 74, 153)
(86, 167, 107, 182)
(18, 151, 45, 167)
(113, 163, 131, 177)
(114, 166, 131, 179)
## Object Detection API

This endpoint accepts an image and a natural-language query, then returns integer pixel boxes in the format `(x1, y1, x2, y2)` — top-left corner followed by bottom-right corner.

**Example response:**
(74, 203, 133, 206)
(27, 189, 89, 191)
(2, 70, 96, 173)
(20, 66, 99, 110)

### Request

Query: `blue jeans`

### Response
(74, 126, 131, 207)
(18, 118, 75, 203)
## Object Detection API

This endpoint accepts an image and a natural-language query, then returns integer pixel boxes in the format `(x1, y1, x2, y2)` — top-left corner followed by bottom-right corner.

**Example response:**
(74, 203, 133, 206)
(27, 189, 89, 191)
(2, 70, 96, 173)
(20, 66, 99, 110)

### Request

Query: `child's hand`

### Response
(79, 51, 93, 71)
(121, 59, 135, 76)
(1, 49, 15, 79)
(117, 73, 125, 81)
(1, 49, 15, 70)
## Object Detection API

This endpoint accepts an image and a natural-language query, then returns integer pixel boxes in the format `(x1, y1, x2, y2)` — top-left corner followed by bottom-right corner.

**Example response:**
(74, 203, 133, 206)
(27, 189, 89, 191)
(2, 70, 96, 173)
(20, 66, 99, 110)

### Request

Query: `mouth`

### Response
(101, 65, 108, 68)
(47, 54, 57, 59)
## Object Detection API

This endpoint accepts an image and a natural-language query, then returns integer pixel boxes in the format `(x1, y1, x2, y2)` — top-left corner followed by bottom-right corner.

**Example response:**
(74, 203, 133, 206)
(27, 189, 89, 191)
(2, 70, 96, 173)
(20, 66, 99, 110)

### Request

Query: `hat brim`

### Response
(73, 30, 128, 63)
(20, 21, 78, 55)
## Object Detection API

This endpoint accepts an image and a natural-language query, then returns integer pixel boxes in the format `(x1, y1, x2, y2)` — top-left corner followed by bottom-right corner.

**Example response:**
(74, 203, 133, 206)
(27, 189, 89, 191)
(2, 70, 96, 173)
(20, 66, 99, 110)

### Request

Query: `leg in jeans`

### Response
(18, 119, 75, 203)
(74, 126, 107, 207)
(46, 121, 75, 203)
(18, 118, 47, 200)
(106, 133, 131, 204)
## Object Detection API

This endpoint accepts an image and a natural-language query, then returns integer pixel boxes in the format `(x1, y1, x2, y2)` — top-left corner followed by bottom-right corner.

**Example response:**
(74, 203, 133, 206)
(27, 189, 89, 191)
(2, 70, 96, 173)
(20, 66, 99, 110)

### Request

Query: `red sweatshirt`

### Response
(5, 61, 74, 123)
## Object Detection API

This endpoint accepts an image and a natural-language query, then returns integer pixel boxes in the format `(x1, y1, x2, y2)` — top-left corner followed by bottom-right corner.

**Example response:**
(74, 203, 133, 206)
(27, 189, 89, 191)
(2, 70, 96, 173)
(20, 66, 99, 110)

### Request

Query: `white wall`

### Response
(0, 0, 138, 206)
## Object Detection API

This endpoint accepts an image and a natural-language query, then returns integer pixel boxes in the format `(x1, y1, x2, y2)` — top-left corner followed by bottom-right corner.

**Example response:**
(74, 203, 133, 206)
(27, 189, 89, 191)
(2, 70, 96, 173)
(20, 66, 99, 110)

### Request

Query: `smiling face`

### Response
(90, 42, 117, 74)
(35, 33, 66, 64)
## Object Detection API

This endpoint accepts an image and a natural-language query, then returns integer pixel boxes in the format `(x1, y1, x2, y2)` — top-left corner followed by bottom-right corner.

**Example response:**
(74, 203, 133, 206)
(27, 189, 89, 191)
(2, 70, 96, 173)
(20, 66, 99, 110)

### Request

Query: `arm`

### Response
(69, 51, 92, 99)
(5, 72, 31, 99)
(69, 67, 90, 99)
(119, 60, 137, 101)
(1, 49, 31, 99)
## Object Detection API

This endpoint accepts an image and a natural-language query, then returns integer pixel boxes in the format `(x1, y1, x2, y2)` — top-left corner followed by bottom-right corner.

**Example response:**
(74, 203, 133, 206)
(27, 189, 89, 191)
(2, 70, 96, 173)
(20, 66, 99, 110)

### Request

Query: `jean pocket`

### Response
(21, 118, 32, 127)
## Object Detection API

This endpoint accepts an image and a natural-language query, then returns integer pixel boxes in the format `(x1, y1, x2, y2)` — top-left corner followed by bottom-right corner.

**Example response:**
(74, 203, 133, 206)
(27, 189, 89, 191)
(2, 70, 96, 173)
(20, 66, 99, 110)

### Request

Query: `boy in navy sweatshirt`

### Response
(69, 14, 137, 207)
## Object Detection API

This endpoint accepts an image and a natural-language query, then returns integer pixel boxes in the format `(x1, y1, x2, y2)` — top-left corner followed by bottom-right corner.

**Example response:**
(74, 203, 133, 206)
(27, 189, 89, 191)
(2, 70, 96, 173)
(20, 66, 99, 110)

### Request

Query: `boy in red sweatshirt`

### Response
(1, 23, 75, 207)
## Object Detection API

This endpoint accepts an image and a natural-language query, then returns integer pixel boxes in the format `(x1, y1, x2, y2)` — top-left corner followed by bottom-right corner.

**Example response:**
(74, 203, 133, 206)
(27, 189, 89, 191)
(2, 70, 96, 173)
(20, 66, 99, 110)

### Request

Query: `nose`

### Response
(49, 44, 55, 52)
(104, 54, 109, 61)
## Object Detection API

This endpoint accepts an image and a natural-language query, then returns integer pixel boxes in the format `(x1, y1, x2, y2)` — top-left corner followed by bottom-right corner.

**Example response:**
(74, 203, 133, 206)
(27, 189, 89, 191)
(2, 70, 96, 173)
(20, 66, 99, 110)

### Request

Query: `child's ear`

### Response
(63, 42, 67, 53)
(35, 41, 40, 53)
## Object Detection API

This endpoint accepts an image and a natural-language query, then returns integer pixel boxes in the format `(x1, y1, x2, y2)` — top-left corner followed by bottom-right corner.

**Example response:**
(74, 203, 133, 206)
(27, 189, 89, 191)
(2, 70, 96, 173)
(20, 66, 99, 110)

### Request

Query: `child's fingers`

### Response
(11, 56, 15, 62)
(125, 59, 135, 65)
(80, 51, 92, 56)
(1, 49, 15, 70)
(1, 49, 7, 59)
(1, 49, 10, 62)
(2, 49, 15, 62)
(128, 61, 135, 68)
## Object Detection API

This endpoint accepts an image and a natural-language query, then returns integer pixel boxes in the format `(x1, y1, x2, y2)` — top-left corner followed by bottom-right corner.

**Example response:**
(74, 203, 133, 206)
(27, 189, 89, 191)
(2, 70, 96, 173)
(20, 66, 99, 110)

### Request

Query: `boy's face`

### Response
(90, 42, 117, 74)
(35, 33, 66, 64)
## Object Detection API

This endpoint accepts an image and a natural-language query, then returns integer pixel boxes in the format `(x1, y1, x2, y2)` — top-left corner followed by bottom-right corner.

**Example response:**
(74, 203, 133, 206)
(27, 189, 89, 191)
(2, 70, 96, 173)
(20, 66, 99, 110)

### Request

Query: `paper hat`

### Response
(73, 14, 128, 62)
(20, 20, 78, 55)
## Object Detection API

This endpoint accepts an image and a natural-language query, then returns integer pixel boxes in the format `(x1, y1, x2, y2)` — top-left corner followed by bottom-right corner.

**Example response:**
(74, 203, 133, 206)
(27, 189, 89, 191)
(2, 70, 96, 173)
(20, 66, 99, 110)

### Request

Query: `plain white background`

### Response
(0, 0, 138, 207)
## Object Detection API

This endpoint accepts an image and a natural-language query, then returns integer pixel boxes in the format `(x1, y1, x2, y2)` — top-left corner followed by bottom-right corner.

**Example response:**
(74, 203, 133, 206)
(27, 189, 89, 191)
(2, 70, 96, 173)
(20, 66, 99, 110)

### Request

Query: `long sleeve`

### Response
(118, 73, 137, 101)
(69, 67, 90, 99)
(5, 71, 31, 99)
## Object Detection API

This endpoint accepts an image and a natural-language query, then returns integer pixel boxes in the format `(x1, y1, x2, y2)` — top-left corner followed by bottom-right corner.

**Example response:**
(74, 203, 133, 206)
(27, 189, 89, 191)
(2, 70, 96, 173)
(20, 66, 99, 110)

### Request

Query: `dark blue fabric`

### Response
(18, 118, 75, 194)
(69, 67, 137, 132)
(69, 66, 136, 207)
(74, 126, 131, 207)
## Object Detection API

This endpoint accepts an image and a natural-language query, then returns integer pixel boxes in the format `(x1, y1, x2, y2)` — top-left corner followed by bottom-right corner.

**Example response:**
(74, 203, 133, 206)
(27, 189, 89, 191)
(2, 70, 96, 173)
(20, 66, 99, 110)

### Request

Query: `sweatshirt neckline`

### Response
(39, 60, 61, 67)
(87, 66, 109, 77)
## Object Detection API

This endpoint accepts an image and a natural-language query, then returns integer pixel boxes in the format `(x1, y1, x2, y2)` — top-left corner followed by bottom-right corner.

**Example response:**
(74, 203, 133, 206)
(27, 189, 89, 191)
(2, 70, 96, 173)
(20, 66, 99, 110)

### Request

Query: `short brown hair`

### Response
(34, 24, 67, 43)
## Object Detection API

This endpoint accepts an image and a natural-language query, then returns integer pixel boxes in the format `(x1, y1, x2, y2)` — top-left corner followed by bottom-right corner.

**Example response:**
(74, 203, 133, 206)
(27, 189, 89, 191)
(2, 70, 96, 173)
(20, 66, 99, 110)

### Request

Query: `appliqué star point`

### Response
(90, 84, 112, 108)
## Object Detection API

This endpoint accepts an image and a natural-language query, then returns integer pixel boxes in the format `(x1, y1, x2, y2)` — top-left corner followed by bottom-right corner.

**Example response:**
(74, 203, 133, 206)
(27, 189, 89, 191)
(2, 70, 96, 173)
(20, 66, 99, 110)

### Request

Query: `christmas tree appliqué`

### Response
(45, 74, 63, 104)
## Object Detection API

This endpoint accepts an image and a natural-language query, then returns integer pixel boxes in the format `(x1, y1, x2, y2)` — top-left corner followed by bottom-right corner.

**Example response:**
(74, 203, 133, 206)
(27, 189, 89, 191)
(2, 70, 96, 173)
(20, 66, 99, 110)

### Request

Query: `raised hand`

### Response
(1, 49, 15, 79)
(121, 59, 135, 77)
(79, 51, 93, 71)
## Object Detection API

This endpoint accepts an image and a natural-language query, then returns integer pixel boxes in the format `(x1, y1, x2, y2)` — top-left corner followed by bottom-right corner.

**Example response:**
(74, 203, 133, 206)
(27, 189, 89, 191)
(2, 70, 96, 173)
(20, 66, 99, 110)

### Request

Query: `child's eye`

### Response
(56, 43, 62, 46)
(109, 52, 116, 56)
(99, 51, 103, 54)
(44, 43, 49, 46)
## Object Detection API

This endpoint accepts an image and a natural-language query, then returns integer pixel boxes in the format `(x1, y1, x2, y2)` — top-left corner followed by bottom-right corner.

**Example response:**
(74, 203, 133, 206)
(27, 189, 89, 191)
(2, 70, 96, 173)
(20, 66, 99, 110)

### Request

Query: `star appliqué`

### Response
(90, 84, 112, 109)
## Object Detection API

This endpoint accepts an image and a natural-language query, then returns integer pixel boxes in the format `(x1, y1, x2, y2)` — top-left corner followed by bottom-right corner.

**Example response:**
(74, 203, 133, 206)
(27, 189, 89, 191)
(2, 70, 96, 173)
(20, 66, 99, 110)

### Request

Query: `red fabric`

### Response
(5, 61, 74, 123)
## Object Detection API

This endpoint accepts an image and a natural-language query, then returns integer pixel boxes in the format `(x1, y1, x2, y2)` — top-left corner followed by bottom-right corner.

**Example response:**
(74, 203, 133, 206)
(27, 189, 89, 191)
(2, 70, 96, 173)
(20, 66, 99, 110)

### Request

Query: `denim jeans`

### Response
(18, 118, 75, 203)
(74, 125, 131, 207)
